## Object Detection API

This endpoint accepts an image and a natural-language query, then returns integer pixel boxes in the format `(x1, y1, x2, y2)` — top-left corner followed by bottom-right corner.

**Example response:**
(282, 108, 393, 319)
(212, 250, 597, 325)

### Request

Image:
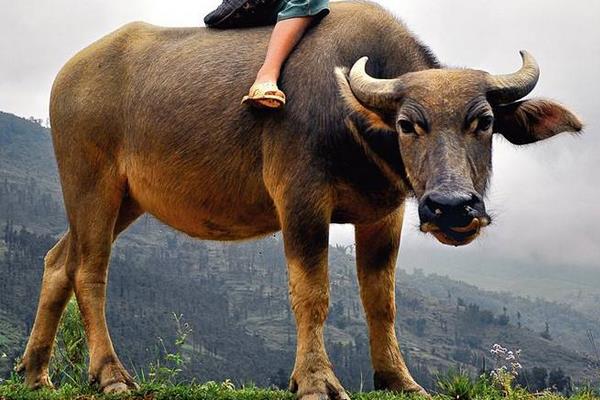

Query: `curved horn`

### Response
(487, 50, 540, 104)
(348, 57, 405, 109)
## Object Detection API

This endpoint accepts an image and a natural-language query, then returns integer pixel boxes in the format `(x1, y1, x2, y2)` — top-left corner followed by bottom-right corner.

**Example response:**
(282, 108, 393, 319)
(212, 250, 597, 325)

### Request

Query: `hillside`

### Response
(0, 111, 598, 391)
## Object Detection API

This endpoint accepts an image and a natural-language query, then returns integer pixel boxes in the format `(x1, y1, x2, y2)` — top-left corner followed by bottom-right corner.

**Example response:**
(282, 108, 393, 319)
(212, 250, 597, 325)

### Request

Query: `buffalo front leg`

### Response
(354, 205, 426, 395)
(278, 197, 350, 400)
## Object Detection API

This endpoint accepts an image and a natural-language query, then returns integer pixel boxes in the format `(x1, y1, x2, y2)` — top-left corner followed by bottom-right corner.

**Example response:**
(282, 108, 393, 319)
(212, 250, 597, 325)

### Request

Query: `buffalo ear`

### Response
(493, 98, 583, 145)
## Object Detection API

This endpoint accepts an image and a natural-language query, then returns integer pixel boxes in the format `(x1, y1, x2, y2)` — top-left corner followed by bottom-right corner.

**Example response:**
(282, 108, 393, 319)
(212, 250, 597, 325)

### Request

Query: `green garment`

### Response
(276, 0, 330, 22)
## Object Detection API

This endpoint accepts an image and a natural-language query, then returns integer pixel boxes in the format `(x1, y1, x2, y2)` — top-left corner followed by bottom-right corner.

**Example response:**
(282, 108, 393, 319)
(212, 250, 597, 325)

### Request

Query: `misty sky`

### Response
(1, 1, 599, 280)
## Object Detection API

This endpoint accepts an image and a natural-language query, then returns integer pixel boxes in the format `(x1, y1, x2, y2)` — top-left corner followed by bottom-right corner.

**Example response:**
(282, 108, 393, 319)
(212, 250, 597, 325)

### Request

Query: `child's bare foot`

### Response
(242, 81, 286, 109)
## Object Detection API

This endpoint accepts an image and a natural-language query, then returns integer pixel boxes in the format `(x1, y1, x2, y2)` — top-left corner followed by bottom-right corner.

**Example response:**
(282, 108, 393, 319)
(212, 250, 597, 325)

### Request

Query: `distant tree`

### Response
(548, 368, 571, 395)
(330, 302, 348, 329)
(410, 362, 435, 390)
(530, 367, 549, 392)
(540, 321, 553, 341)
(461, 335, 482, 348)
(463, 303, 494, 325)
(269, 367, 289, 389)
(28, 116, 44, 126)
(166, 233, 177, 250)
(450, 347, 474, 364)
(497, 306, 509, 326)
(407, 318, 426, 336)
(440, 318, 448, 333)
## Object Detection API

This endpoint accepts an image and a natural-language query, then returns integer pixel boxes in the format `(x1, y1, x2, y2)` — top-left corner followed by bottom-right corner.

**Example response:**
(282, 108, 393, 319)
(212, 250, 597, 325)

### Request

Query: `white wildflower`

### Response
(489, 343, 523, 381)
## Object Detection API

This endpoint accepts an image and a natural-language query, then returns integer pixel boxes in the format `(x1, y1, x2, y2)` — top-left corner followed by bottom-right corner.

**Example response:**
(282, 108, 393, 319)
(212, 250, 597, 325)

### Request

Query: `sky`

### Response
(1, 0, 599, 285)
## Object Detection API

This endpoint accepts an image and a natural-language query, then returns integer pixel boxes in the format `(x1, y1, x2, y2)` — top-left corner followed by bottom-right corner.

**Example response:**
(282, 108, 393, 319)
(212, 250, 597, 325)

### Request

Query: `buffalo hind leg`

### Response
(354, 205, 427, 395)
(18, 233, 73, 389)
(71, 187, 140, 393)
(19, 193, 143, 391)
(275, 190, 350, 400)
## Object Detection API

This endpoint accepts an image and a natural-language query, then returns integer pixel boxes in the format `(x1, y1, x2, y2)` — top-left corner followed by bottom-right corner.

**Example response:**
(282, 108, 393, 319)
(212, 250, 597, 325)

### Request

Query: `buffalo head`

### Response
(344, 51, 582, 246)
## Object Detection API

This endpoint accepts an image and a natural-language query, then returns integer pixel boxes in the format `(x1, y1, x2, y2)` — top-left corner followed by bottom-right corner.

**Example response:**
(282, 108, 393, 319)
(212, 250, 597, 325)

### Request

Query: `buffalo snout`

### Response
(418, 191, 490, 246)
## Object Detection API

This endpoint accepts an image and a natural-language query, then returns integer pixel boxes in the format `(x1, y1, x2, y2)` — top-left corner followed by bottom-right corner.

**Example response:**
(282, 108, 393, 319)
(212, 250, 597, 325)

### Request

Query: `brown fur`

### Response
(20, 1, 582, 398)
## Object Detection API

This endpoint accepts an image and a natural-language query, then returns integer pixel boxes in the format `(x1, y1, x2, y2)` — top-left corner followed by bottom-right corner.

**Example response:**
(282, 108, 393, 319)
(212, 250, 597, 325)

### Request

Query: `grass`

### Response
(1, 379, 599, 400)
(0, 381, 294, 400)
(0, 380, 403, 400)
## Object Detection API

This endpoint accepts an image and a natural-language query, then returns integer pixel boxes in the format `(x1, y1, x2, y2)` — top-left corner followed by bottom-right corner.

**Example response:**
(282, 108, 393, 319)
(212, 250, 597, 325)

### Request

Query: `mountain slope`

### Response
(0, 111, 598, 389)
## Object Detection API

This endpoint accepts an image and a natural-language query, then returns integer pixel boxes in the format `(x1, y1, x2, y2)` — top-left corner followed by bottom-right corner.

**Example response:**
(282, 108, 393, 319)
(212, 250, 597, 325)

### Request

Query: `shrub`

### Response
(144, 313, 193, 385)
(437, 370, 477, 400)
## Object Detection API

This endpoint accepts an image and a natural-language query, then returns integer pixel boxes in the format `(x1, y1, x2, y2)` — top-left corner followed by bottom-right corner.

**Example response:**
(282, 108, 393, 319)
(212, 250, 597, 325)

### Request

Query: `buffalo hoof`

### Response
(98, 377, 139, 394)
(290, 369, 350, 400)
(300, 393, 350, 400)
(16, 358, 54, 390)
(90, 358, 138, 394)
(374, 371, 429, 397)
(99, 379, 139, 394)
(25, 373, 54, 391)
(103, 381, 134, 394)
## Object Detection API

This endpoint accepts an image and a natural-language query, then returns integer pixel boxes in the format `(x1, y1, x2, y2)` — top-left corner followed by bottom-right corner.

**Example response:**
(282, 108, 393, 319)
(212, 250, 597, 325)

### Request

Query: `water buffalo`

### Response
(19, 1, 582, 398)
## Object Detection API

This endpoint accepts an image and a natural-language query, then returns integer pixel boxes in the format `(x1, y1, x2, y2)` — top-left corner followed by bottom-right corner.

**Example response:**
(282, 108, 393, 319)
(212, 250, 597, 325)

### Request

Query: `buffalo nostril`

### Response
(425, 193, 448, 216)
(420, 191, 486, 228)
(425, 192, 473, 214)
(466, 193, 483, 207)
(466, 193, 485, 215)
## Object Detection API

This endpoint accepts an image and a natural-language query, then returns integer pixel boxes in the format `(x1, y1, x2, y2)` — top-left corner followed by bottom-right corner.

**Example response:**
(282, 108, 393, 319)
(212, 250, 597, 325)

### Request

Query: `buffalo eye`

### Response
(476, 115, 494, 132)
(398, 119, 416, 134)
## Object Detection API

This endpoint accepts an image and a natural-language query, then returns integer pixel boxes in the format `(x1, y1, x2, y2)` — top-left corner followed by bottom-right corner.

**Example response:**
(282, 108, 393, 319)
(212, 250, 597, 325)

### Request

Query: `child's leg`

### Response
(243, 16, 314, 109)
(256, 16, 314, 84)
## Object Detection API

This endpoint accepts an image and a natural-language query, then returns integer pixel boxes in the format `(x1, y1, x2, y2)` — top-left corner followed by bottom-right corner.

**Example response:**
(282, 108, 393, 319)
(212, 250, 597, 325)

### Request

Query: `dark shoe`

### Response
(204, 0, 280, 29)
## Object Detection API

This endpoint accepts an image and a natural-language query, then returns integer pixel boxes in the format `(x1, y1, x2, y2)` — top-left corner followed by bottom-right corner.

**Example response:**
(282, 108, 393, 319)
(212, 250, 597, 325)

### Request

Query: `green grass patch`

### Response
(1, 380, 599, 400)
(0, 381, 408, 400)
